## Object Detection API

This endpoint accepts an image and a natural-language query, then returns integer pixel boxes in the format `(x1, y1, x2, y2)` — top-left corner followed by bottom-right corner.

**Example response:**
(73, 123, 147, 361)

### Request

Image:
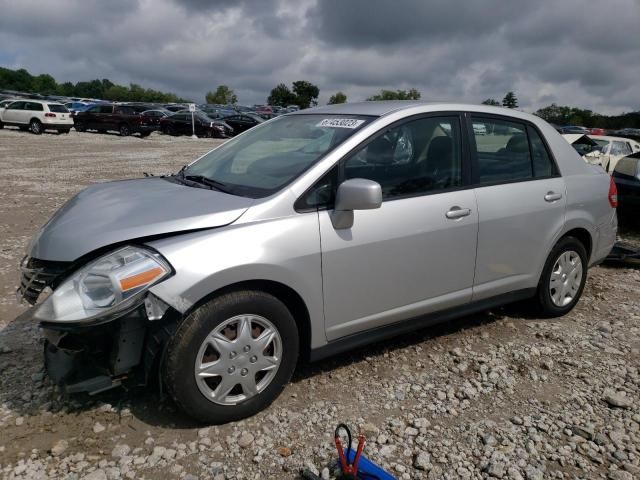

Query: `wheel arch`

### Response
(183, 279, 312, 361)
(560, 227, 592, 260)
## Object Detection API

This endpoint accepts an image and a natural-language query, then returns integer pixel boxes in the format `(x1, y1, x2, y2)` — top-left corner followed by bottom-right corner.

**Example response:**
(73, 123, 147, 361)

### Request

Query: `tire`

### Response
(0, 121, 4, 129)
(167, 126, 177, 136)
(74, 125, 86, 132)
(534, 236, 588, 317)
(119, 124, 131, 137)
(59, 129, 70, 134)
(29, 119, 43, 135)
(163, 290, 299, 424)
(139, 132, 150, 138)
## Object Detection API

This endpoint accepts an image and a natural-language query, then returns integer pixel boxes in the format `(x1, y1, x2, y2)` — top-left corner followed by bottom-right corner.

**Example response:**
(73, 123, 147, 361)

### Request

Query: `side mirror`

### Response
(331, 178, 382, 229)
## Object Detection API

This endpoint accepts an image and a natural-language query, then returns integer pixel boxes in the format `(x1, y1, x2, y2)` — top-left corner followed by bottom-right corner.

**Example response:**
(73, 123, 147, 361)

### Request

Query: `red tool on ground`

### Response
(334, 423, 366, 479)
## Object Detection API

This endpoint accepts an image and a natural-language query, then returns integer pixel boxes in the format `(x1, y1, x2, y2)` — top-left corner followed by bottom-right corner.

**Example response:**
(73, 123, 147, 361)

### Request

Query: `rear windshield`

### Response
(48, 104, 69, 113)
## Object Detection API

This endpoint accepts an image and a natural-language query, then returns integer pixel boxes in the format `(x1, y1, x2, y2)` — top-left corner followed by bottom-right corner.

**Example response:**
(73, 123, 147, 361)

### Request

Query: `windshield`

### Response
(183, 114, 373, 198)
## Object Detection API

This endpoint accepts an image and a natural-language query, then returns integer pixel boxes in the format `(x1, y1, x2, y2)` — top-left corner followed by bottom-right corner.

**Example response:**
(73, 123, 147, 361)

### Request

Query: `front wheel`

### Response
(535, 236, 588, 317)
(119, 124, 131, 136)
(163, 290, 299, 424)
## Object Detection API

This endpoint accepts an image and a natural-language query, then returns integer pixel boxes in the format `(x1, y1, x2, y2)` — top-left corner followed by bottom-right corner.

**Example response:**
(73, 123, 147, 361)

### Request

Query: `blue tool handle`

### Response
(338, 448, 396, 480)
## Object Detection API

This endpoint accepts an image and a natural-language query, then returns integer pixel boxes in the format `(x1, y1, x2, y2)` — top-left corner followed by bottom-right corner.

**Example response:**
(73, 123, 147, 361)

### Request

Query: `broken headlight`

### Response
(34, 246, 172, 323)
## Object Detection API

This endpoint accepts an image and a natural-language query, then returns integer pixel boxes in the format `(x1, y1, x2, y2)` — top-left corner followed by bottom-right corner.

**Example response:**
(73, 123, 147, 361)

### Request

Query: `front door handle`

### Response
(445, 207, 471, 219)
(544, 191, 563, 202)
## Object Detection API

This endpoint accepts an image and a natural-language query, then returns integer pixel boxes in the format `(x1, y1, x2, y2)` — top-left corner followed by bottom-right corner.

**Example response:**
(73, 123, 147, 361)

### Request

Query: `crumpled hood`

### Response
(29, 177, 254, 261)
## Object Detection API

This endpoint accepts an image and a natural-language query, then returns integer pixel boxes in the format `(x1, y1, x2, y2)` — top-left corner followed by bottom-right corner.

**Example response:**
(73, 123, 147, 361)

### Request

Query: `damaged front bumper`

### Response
(41, 296, 178, 395)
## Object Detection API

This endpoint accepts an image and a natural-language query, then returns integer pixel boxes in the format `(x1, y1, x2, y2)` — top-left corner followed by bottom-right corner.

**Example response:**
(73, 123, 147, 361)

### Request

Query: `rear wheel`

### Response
(163, 290, 299, 424)
(119, 124, 131, 136)
(0, 121, 4, 129)
(534, 236, 588, 317)
(29, 119, 43, 135)
(139, 132, 151, 138)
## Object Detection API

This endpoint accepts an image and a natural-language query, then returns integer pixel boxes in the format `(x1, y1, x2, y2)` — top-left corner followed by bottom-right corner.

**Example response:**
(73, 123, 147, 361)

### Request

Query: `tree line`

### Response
(0, 67, 190, 103)
(2, 67, 638, 128)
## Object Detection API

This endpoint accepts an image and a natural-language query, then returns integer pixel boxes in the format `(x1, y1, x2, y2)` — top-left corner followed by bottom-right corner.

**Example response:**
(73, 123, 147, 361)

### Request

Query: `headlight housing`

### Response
(34, 246, 172, 323)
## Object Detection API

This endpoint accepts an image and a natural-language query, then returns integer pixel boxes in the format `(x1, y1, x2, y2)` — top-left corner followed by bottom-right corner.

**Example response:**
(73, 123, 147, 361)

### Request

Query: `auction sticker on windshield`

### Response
(316, 118, 365, 129)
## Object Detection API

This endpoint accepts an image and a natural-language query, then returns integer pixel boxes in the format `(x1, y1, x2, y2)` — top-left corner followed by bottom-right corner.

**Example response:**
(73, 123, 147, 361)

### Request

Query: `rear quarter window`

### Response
(47, 104, 69, 113)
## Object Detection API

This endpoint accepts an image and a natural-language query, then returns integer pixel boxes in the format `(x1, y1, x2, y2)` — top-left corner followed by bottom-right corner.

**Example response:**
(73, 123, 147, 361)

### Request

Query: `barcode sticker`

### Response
(316, 118, 365, 129)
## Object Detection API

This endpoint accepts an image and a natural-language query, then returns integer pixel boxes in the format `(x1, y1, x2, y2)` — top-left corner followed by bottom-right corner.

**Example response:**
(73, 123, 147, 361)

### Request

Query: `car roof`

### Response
(294, 101, 543, 123)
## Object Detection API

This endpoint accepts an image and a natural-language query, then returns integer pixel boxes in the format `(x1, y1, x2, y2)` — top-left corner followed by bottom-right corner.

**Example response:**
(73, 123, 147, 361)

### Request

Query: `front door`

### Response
(468, 115, 567, 300)
(2, 101, 25, 123)
(318, 114, 478, 340)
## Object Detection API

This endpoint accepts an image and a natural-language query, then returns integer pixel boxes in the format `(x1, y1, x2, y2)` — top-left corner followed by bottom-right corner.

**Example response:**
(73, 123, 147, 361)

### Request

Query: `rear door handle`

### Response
(445, 207, 471, 219)
(544, 192, 563, 202)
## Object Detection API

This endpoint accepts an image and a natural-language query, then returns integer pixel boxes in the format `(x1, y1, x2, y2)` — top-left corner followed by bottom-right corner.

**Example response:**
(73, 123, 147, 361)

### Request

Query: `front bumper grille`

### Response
(18, 257, 72, 305)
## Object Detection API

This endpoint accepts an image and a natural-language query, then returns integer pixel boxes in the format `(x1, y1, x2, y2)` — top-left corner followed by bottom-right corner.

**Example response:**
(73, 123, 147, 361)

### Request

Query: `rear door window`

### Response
(99, 105, 113, 114)
(25, 102, 44, 111)
(472, 117, 532, 184)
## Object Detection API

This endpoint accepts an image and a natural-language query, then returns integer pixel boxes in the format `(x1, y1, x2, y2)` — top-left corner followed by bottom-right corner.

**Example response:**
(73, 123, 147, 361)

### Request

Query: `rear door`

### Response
(468, 114, 566, 301)
(23, 102, 43, 124)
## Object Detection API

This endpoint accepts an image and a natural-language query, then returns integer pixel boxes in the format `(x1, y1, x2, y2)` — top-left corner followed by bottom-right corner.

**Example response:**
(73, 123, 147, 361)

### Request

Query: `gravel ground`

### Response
(0, 128, 639, 480)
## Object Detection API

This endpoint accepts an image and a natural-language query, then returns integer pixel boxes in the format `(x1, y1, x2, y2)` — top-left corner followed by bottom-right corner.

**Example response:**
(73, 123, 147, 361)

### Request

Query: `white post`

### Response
(189, 103, 197, 139)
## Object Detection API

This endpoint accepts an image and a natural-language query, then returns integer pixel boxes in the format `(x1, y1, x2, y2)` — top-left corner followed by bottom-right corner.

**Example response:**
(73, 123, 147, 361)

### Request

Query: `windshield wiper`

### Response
(183, 175, 234, 194)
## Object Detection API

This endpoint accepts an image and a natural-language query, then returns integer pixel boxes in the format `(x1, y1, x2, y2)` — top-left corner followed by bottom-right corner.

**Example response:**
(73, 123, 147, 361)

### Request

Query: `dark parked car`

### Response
(560, 125, 589, 134)
(164, 104, 188, 113)
(612, 151, 640, 213)
(222, 113, 264, 134)
(73, 104, 154, 137)
(139, 109, 170, 130)
(159, 112, 233, 138)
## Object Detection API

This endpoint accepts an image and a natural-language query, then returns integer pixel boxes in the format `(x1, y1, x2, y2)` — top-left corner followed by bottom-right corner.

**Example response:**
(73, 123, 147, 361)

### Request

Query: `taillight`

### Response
(44, 112, 56, 118)
(608, 177, 618, 208)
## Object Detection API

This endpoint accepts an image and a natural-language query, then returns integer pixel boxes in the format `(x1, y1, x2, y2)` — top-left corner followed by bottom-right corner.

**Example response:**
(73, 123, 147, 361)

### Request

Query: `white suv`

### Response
(0, 99, 73, 134)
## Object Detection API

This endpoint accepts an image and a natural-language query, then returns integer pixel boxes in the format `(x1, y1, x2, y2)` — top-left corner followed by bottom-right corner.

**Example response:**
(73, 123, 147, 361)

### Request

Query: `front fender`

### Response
(145, 213, 326, 349)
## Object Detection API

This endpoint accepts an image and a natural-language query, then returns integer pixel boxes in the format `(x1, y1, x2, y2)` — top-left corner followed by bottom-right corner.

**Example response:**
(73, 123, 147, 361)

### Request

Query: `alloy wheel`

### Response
(194, 314, 282, 406)
(30, 121, 42, 134)
(549, 250, 583, 307)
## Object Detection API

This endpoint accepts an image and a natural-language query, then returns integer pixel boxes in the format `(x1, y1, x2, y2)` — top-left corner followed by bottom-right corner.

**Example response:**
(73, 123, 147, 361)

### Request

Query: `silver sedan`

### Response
(19, 101, 617, 423)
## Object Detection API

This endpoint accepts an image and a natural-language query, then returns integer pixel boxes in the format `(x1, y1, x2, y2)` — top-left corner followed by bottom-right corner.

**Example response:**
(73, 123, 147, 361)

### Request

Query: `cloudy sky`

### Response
(1, 0, 639, 114)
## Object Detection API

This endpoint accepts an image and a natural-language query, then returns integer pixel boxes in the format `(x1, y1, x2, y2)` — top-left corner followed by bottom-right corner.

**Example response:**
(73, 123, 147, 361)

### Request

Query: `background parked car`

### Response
(222, 113, 264, 134)
(590, 135, 638, 172)
(559, 125, 589, 134)
(73, 103, 154, 137)
(164, 104, 188, 112)
(139, 109, 170, 130)
(612, 151, 640, 213)
(0, 99, 73, 134)
(562, 133, 603, 166)
(159, 111, 233, 138)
